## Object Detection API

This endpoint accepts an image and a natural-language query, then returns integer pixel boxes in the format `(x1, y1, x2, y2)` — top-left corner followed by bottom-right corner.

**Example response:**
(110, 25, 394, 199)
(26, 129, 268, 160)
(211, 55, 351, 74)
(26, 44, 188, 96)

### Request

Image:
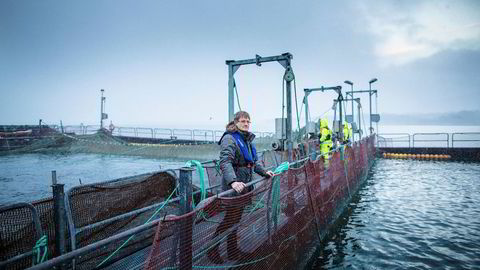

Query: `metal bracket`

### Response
(233, 65, 240, 75)
(284, 67, 295, 82)
(256, 54, 262, 66)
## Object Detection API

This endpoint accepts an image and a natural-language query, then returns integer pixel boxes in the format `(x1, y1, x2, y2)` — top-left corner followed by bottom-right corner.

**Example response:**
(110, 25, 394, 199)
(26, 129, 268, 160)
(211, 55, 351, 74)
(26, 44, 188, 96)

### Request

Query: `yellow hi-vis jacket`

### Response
(343, 123, 352, 142)
(319, 127, 332, 155)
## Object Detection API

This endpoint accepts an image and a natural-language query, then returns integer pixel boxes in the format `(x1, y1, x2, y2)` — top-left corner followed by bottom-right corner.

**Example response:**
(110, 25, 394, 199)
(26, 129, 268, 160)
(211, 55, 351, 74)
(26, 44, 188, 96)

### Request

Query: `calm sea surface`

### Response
(310, 158, 480, 269)
(0, 153, 184, 206)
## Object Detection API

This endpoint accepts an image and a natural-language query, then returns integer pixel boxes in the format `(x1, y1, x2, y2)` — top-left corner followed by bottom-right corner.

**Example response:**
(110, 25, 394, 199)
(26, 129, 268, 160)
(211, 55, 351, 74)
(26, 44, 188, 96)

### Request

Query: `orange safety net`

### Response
(144, 137, 376, 270)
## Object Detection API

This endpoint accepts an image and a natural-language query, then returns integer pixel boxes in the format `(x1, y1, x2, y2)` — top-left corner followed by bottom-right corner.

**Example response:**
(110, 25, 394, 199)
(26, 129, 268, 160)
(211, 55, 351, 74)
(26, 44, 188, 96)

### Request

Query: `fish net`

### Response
(140, 137, 375, 270)
(0, 124, 277, 161)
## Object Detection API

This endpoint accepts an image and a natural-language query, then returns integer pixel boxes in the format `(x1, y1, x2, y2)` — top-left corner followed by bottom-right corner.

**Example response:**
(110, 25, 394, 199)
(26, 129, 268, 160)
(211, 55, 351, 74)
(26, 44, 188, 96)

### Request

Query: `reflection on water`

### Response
(0, 153, 184, 206)
(310, 159, 480, 269)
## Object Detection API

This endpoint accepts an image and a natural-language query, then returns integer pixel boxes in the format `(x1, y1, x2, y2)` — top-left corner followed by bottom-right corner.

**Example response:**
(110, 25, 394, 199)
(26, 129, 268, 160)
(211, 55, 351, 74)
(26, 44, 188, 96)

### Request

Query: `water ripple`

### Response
(311, 159, 480, 269)
(0, 153, 184, 206)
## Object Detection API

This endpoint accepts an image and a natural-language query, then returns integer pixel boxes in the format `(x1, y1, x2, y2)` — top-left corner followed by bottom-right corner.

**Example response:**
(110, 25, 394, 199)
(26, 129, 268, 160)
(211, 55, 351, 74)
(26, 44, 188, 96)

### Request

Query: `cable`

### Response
(233, 79, 242, 111)
(293, 77, 301, 132)
(360, 104, 367, 138)
(281, 77, 285, 141)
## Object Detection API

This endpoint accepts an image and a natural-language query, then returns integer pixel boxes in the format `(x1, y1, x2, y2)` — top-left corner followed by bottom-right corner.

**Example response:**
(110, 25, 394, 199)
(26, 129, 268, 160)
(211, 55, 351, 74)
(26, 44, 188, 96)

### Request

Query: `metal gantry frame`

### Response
(303, 85, 344, 139)
(226, 53, 295, 161)
(345, 82, 378, 135)
(343, 97, 363, 139)
(303, 85, 342, 136)
(344, 80, 355, 140)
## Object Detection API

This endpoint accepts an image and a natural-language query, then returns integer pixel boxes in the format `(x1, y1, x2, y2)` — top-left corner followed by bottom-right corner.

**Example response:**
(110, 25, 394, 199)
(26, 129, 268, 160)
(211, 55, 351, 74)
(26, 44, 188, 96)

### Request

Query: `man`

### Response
(219, 111, 274, 193)
(208, 111, 274, 264)
(319, 118, 333, 167)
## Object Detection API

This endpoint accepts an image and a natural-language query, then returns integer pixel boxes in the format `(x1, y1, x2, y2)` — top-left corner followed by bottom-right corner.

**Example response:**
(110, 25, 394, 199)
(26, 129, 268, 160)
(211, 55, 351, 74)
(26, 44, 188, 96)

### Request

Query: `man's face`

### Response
(236, 117, 251, 132)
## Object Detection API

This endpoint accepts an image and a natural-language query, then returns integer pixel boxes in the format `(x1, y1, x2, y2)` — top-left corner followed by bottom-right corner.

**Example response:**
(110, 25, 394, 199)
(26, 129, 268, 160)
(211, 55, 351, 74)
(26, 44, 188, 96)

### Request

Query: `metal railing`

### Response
(154, 128, 173, 139)
(378, 132, 480, 148)
(412, 133, 449, 148)
(377, 133, 410, 148)
(452, 132, 480, 148)
(58, 125, 274, 142)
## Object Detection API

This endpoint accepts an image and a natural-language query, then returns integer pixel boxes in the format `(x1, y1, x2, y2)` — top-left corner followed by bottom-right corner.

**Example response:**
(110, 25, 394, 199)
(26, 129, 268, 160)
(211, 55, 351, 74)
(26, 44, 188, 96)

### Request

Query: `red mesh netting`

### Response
(143, 138, 376, 270)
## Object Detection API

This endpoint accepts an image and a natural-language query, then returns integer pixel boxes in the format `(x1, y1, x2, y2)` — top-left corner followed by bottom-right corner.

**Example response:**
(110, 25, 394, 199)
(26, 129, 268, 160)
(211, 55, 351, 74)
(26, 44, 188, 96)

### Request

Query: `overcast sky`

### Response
(1, 0, 479, 131)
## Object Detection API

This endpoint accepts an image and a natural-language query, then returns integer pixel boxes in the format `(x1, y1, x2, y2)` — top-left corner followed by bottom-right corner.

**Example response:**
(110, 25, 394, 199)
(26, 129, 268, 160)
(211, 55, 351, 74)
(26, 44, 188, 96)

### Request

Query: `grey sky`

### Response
(1, 0, 479, 131)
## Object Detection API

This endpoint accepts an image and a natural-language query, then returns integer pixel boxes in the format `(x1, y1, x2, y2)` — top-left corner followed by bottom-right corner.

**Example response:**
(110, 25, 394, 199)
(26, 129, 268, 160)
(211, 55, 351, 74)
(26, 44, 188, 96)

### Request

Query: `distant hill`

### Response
(381, 110, 480, 126)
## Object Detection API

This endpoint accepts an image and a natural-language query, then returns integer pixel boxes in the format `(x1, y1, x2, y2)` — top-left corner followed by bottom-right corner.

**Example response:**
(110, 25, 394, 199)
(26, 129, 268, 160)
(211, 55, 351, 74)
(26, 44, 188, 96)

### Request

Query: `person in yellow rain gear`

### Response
(319, 118, 333, 167)
(343, 122, 352, 144)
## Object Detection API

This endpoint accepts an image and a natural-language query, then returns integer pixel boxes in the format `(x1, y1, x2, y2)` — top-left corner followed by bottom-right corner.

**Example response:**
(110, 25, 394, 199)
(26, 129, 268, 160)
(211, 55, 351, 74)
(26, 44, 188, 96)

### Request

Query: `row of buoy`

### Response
(382, 153, 451, 159)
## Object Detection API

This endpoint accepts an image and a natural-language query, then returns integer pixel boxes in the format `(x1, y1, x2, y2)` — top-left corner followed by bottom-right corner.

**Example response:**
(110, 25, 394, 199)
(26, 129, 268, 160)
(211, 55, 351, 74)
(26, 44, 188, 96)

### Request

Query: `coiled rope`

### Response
(32, 235, 48, 266)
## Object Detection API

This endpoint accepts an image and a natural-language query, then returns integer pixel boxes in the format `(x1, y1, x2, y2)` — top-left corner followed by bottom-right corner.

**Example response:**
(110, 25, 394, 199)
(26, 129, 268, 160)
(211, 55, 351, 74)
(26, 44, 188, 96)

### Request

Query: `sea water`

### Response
(0, 153, 184, 206)
(309, 158, 480, 269)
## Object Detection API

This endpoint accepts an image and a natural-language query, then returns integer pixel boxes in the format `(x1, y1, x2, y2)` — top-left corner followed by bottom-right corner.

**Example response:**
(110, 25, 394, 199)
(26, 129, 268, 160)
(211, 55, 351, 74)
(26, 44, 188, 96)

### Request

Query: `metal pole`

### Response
(368, 78, 377, 135)
(357, 102, 362, 139)
(227, 64, 235, 122)
(100, 89, 104, 130)
(51, 171, 66, 258)
(304, 90, 310, 139)
(339, 95, 344, 141)
(178, 168, 193, 270)
(369, 84, 372, 135)
(344, 81, 354, 141)
(286, 69, 293, 162)
(351, 85, 354, 141)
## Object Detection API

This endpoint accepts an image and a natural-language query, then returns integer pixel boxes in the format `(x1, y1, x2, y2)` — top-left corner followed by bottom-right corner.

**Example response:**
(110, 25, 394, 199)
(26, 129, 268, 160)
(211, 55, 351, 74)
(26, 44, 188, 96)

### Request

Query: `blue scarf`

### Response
(231, 131, 257, 163)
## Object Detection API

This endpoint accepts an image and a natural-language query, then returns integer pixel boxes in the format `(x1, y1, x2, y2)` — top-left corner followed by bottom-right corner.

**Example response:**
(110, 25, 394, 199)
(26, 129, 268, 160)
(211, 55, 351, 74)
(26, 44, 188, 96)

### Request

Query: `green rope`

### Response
(32, 235, 48, 266)
(269, 162, 290, 226)
(185, 160, 207, 207)
(97, 184, 179, 268)
(186, 160, 210, 222)
(247, 162, 289, 215)
(214, 160, 221, 175)
(271, 175, 281, 225)
(274, 162, 290, 175)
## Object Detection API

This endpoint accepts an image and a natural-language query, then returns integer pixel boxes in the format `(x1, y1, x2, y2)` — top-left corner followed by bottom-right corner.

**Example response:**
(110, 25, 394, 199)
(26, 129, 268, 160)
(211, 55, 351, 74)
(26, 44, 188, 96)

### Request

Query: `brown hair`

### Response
(233, 111, 250, 123)
(225, 121, 237, 131)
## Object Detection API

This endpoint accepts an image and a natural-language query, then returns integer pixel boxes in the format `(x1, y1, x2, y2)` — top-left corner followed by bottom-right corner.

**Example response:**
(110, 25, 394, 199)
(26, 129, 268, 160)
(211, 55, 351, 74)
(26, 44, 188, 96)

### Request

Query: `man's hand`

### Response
(231, 181, 246, 193)
(265, 171, 274, 178)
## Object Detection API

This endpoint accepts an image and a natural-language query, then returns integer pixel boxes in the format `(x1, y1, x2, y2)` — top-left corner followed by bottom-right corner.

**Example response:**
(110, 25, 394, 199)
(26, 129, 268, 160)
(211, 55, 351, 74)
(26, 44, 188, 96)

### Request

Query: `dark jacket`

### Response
(218, 125, 269, 194)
